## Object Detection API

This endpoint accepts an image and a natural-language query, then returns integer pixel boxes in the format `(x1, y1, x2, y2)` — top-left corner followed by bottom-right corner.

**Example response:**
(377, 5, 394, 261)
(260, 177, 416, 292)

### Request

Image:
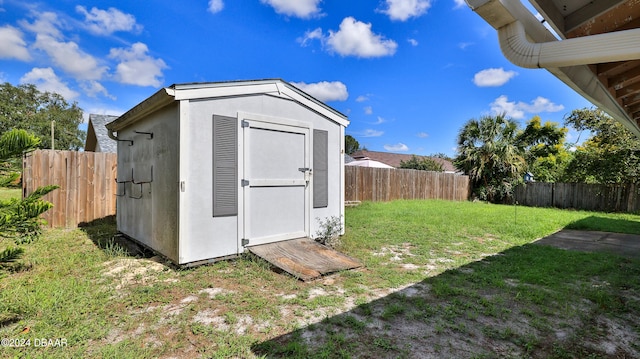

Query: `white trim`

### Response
(237, 114, 245, 254)
(339, 125, 345, 235)
(177, 99, 190, 263)
(238, 111, 312, 130)
(250, 179, 307, 186)
(245, 231, 307, 247)
(240, 112, 312, 246)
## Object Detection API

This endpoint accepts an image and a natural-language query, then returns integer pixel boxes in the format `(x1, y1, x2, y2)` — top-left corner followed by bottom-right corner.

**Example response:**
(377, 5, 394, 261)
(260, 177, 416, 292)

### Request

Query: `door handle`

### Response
(298, 167, 312, 172)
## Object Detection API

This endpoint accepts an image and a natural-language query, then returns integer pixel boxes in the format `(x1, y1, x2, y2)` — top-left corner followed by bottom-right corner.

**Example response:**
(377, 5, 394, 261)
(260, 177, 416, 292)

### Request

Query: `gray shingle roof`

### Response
(86, 114, 119, 153)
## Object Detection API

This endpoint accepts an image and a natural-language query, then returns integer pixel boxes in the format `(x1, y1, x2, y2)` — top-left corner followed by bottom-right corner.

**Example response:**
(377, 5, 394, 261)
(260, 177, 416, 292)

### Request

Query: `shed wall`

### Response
(116, 104, 179, 261)
(179, 94, 343, 263)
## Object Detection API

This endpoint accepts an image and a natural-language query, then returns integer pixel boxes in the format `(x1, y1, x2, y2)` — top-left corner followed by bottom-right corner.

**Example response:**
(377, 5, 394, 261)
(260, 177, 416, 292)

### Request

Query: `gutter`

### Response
(466, 0, 640, 68)
(465, 0, 640, 137)
(499, 21, 640, 69)
(105, 87, 176, 140)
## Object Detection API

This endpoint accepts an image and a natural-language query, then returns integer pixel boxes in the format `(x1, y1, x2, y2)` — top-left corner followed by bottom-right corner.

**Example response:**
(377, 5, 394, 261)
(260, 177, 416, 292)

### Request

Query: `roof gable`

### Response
(107, 79, 349, 131)
(85, 114, 118, 152)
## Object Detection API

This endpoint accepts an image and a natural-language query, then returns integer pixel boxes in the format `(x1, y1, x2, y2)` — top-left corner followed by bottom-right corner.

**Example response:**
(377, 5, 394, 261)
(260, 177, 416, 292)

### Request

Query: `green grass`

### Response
(1, 200, 640, 358)
(0, 187, 21, 201)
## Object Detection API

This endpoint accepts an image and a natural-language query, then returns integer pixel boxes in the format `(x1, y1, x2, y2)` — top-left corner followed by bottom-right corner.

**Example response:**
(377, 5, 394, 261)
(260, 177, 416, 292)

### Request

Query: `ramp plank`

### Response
(249, 238, 362, 281)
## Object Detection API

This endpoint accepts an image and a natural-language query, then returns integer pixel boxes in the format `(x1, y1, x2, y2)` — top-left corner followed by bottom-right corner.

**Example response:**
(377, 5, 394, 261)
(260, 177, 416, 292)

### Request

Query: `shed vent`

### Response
(313, 129, 328, 208)
(213, 115, 238, 217)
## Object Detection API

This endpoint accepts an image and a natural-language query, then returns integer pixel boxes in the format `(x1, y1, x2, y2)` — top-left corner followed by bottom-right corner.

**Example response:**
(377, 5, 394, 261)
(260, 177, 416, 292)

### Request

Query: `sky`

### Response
(0, 0, 593, 156)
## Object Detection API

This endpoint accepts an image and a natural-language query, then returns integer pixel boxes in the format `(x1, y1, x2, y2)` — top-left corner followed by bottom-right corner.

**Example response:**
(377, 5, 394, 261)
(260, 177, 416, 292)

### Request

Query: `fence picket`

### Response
(344, 167, 469, 202)
(22, 149, 117, 227)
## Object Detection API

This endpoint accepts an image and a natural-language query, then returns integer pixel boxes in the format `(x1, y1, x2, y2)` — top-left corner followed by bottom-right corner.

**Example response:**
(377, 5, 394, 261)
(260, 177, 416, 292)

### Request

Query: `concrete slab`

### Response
(534, 229, 640, 259)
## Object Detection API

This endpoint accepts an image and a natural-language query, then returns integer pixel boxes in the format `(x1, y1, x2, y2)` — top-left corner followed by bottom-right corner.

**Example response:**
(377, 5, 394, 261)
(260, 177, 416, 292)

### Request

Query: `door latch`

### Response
(298, 167, 311, 172)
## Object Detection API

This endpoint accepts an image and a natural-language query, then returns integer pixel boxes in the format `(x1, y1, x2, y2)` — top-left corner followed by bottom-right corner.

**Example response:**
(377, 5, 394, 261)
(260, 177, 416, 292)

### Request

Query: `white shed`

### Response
(105, 79, 349, 266)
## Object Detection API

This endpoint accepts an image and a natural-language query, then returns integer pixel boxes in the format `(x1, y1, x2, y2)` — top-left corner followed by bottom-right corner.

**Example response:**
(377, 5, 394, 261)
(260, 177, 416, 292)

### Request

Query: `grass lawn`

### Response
(0, 187, 21, 201)
(1, 200, 639, 358)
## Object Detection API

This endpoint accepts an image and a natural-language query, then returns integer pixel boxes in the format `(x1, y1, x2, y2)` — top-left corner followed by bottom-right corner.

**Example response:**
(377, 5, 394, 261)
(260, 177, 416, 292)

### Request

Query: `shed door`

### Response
(243, 118, 310, 246)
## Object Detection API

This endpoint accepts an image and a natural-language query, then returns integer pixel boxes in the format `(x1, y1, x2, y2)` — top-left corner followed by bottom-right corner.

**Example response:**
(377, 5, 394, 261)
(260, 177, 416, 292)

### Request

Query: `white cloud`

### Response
(326, 17, 397, 58)
(208, 0, 224, 13)
(490, 95, 564, 119)
(34, 34, 107, 81)
(22, 11, 107, 80)
(76, 6, 141, 35)
(290, 81, 348, 102)
(384, 143, 409, 152)
(356, 95, 370, 102)
(407, 38, 418, 46)
(417, 132, 428, 138)
(380, 0, 432, 21)
(298, 28, 324, 47)
(364, 106, 373, 115)
(359, 129, 384, 137)
(20, 67, 79, 99)
(453, 0, 466, 9)
(109, 42, 168, 87)
(19, 11, 63, 39)
(80, 80, 114, 99)
(261, 0, 322, 18)
(372, 116, 386, 124)
(473, 68, 517, 87)
(458, 42, 473, 49)
(0, 25, 31, 61)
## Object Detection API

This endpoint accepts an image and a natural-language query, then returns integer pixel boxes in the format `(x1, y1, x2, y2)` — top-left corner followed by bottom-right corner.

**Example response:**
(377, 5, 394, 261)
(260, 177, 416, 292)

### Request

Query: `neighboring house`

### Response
(105, 79, 349, 266)
(85, 114, 118, 153)
(344, 154, 356, 164)
(350, 150, 456, 173)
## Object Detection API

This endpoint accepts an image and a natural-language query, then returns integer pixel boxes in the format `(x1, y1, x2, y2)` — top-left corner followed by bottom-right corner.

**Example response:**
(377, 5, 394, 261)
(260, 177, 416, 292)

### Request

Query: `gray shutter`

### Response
(213, 115, 238, 217)
(313, 129, 328, 208)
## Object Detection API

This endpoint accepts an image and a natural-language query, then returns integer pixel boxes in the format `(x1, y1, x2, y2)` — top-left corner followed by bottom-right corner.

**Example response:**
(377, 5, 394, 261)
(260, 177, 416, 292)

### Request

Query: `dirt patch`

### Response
(101, 256, 174, 290)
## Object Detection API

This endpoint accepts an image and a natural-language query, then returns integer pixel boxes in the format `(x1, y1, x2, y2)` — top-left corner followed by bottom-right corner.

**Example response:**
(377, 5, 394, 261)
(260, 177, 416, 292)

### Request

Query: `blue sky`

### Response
(0, 0, 592, 156)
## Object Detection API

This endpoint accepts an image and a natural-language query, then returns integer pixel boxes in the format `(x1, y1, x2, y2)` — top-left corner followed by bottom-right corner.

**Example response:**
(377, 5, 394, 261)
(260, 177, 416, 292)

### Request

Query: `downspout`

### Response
(499, 21, 640, 69)
(466, 0, 640, 69)
(107, 129, 119, 141)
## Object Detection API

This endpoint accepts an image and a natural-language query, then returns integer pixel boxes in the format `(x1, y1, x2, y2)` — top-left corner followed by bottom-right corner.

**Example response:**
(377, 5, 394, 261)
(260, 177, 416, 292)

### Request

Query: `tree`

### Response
(562, 108, 640, 184)
(399, 155, 443, 172)
(345, 135, 361, 155)
(0, 83, 85, 150)
(516, 116, 571, 182)
(454, 114, 525, 202)
(0, 129, 58, 269)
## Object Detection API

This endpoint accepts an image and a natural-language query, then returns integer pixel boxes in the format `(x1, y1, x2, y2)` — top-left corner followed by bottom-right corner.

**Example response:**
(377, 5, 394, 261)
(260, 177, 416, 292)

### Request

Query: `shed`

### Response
(85, 114, 118, 152)
(105, 79, 350, 266)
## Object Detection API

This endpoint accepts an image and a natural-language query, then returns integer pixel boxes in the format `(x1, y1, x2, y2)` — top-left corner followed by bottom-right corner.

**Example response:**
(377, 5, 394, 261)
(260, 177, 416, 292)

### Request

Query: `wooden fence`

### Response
(514, 182, 640, 212)
(22, 150, 117, 227)
(345, 166, 470, 202)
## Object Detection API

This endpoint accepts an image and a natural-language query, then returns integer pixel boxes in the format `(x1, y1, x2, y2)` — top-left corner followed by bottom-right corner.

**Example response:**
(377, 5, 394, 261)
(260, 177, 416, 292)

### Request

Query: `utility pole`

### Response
(51, 120, 55, 150)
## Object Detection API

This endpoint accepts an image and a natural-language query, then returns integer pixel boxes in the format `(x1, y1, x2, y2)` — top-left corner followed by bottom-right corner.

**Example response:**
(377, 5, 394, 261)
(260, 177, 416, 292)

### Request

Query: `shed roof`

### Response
(85, 114, 118, 153)
(106, 79, 349, 132)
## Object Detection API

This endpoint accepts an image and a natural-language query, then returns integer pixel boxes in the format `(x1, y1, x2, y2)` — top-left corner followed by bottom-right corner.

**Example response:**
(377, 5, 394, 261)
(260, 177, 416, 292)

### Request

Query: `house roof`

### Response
(344, 154, 356, 164)
(466, 0, 640, 137)
(350, 150, 456, 172)
(106, 79, 349, 132)
(85, 114, 118, 153)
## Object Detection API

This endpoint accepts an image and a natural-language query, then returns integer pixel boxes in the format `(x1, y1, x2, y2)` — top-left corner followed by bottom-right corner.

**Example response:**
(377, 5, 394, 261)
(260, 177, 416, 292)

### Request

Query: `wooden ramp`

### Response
(248, 238, 362, 281)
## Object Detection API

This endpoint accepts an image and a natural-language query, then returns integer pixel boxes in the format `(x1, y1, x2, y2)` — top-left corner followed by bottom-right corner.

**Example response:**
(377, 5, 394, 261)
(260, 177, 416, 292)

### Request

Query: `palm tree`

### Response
(454, 114, 525, 201)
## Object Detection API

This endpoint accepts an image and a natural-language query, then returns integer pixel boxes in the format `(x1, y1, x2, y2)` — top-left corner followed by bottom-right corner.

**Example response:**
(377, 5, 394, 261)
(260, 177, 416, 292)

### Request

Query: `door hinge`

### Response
(242, 238, 249, 246)
(241, 120, 250, 128)
(241, 179, 250, 187)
